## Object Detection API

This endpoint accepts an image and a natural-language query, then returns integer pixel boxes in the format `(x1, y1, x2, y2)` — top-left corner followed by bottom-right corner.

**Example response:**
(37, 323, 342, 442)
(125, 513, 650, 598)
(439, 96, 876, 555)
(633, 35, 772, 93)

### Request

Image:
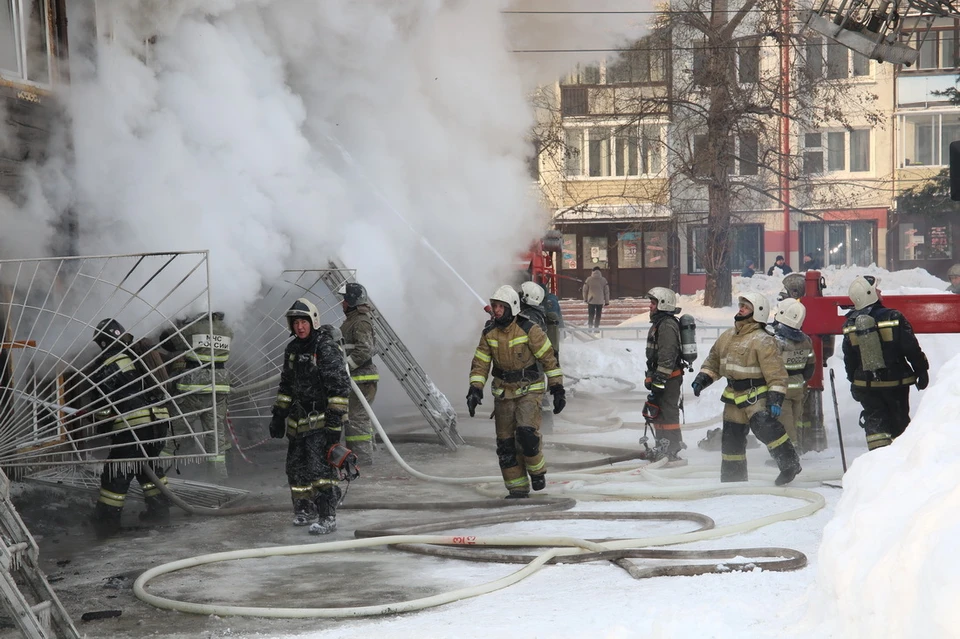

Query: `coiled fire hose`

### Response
(134, 378, 826, 618)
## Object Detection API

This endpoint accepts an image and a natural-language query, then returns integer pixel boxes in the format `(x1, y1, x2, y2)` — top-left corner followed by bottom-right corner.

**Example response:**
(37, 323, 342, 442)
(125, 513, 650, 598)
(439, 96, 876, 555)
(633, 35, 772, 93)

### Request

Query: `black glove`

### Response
(466, 386, 483, 417)
(550, 384, 566, 414)
(650, 371, 668, 395)
(691, 372, 712, 397)
(916, 370, 929, 390)
(269, 414, 286, 439)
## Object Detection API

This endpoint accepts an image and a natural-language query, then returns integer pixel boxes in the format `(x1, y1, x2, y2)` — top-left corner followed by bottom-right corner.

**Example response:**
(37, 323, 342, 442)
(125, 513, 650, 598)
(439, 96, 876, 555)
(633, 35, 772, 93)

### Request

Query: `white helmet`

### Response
(948, 264, 960, 278)
(519, 281, 545, 307)
(738, 292, 771, 324)
(647, 287, 678, 312)
(848, 275, 879, 311)
(490, 285, 521, 317)
(775, 298, 806, 330)
(286, 297, 322, 333)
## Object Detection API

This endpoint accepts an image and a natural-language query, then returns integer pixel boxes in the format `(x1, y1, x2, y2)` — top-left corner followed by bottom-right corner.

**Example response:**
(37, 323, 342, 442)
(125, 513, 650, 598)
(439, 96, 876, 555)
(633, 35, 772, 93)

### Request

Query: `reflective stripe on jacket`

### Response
(469, 317, 562, 399)
(699, 318, 788, 403)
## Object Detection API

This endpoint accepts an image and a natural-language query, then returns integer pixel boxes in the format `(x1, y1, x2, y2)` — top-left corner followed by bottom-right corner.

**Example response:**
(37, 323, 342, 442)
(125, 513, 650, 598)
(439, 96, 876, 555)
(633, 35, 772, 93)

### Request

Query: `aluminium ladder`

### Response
(0, 469, 80, 638)
(321, 259, 463, 450)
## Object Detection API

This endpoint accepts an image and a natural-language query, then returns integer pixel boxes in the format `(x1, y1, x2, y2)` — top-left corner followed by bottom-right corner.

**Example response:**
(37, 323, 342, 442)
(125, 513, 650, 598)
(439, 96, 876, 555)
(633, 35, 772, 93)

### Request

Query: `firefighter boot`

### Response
(308, 516, 337, 535)
(292, 499, 318, 527)
(91, 502, 122, 539)
(505, 491, 530, 499)
(771, 440, 802, 486)
(530, 474, 546, 491)
(139, 495, 170, 525)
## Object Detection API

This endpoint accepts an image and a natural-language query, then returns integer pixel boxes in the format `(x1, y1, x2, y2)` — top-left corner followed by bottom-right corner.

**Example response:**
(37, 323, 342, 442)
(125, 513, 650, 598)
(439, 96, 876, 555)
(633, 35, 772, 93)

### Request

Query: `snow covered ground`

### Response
(241, 264, 959, 639)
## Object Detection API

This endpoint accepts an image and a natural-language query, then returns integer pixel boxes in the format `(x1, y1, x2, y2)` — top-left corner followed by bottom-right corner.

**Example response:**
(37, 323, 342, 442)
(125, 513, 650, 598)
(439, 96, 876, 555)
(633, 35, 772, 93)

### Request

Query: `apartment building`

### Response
(535, 5, 901, 297)
(890, 21, 960, 280)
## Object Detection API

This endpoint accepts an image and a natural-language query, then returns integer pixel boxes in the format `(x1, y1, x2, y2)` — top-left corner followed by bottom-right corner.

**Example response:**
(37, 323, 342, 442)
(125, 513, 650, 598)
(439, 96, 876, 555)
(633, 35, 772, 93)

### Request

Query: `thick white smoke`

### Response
(24, 0, 653, 399)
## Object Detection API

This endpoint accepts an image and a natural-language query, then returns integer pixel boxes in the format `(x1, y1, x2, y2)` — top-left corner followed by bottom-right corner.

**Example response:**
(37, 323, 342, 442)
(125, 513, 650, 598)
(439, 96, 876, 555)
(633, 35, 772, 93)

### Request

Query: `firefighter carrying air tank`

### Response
(642, 287, 689, 460)
(841, 275, 929, 451)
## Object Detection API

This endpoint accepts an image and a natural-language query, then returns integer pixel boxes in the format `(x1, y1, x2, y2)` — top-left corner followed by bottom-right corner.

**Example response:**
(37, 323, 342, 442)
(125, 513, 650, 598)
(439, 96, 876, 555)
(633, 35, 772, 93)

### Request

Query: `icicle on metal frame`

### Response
(0, 251, 223, 472)
(800, 0, 960, 65)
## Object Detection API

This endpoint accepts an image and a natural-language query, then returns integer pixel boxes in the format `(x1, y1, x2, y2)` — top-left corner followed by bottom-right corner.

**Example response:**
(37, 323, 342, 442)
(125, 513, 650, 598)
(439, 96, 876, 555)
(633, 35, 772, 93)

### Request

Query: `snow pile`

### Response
(565, 263, 960, 638)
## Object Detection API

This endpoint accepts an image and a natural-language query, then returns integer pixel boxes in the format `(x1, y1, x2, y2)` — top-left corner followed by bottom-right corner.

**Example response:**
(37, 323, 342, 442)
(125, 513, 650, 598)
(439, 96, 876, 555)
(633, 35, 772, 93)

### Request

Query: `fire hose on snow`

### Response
(134, 377, 827, 619)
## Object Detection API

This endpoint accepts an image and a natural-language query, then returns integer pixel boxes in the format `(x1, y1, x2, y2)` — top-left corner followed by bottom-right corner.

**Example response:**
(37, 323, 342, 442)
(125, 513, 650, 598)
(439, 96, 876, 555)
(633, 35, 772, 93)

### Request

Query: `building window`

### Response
(562, 234, 578, 270)
(618, 232, 642, 268)
(527, 139, 540, 181)
(564, 128, 582, 177)
(561, 63, 601, 85)
(583, 236, 609, 269)
(607, 48, 666, 84)
(564, 124, 666, 178)
(800, 221, 876, 266)
(0, 0, 52, 85)
(803, 129, 871, 173)
(560, 86, 588, 116)
(903, 28, 960, 71)
(688, 224, 763, 273)
(739, 132, 759, 175)
(692, 40, 709, 86)
(898, 113, 960, 167)
(899, 222, 952, 260)
(738, 39, 760, 83)
(806, 37, 871, 79)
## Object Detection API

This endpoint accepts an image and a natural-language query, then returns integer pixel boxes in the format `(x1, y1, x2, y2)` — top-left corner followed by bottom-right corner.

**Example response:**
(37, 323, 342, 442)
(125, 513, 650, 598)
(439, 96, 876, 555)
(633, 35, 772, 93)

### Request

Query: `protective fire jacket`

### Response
(841, 303, 928, 388)
(774, 325, 815, 391)
(340, 304, 379, 385)
(469, 316, 562, 399)
(273, 326, 351, 437)
(699, 319, 788, 407)
(645, 311, 684, 380)
(519, 304, 547, 330)
(165, 314, 233, 395)
(90, 340, 169, 433)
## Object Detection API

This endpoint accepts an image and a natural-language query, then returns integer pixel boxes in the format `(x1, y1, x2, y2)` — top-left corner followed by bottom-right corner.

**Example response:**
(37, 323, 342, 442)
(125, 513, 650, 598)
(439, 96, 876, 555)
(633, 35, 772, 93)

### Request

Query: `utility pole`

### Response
(780, 0, 792, 261)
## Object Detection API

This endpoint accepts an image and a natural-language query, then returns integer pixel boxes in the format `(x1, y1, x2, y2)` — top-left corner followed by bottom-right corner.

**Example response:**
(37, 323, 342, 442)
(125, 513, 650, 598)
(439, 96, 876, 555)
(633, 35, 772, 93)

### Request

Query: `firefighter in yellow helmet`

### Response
(691, 293, 802, 485)
(468, 285, 564, 498)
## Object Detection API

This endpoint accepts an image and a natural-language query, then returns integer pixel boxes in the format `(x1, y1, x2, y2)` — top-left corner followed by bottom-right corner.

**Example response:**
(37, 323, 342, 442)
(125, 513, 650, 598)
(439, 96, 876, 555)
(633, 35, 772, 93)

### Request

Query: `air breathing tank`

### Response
(679, 314, 698, 371)
(854, 314, 885, 374)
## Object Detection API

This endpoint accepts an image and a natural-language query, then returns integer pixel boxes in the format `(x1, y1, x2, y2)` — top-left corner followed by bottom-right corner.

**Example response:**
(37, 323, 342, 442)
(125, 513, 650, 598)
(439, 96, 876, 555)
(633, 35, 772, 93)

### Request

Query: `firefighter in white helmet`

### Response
(841, 275, 928, 450)
(772, 299, 815, 451)
(691, 292, 802, 485)
(643, 287, 685, 459)
(269, 298, 352, 535)
(468, 285, 564, 498)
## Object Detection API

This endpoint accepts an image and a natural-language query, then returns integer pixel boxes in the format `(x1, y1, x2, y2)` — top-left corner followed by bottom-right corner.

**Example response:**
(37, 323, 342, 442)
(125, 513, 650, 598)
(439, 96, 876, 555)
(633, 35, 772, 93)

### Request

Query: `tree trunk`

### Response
(702, 30, 736, 309)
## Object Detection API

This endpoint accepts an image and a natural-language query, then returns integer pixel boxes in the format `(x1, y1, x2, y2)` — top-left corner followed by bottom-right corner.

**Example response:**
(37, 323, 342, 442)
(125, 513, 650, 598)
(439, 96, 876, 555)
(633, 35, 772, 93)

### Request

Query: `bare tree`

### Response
(533, 0, 884, 306)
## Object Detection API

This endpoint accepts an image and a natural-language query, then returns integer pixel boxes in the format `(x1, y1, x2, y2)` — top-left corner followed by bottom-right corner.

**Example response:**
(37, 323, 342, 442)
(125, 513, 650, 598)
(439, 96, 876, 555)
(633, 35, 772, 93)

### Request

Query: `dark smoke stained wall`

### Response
(0, 0, 71, 256)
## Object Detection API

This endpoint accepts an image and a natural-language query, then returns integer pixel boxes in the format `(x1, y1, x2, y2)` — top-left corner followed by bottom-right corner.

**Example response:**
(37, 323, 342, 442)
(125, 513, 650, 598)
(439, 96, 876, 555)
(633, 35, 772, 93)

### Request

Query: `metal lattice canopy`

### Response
(0, 251, 222, 470)
(800, 0, 960, 64)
